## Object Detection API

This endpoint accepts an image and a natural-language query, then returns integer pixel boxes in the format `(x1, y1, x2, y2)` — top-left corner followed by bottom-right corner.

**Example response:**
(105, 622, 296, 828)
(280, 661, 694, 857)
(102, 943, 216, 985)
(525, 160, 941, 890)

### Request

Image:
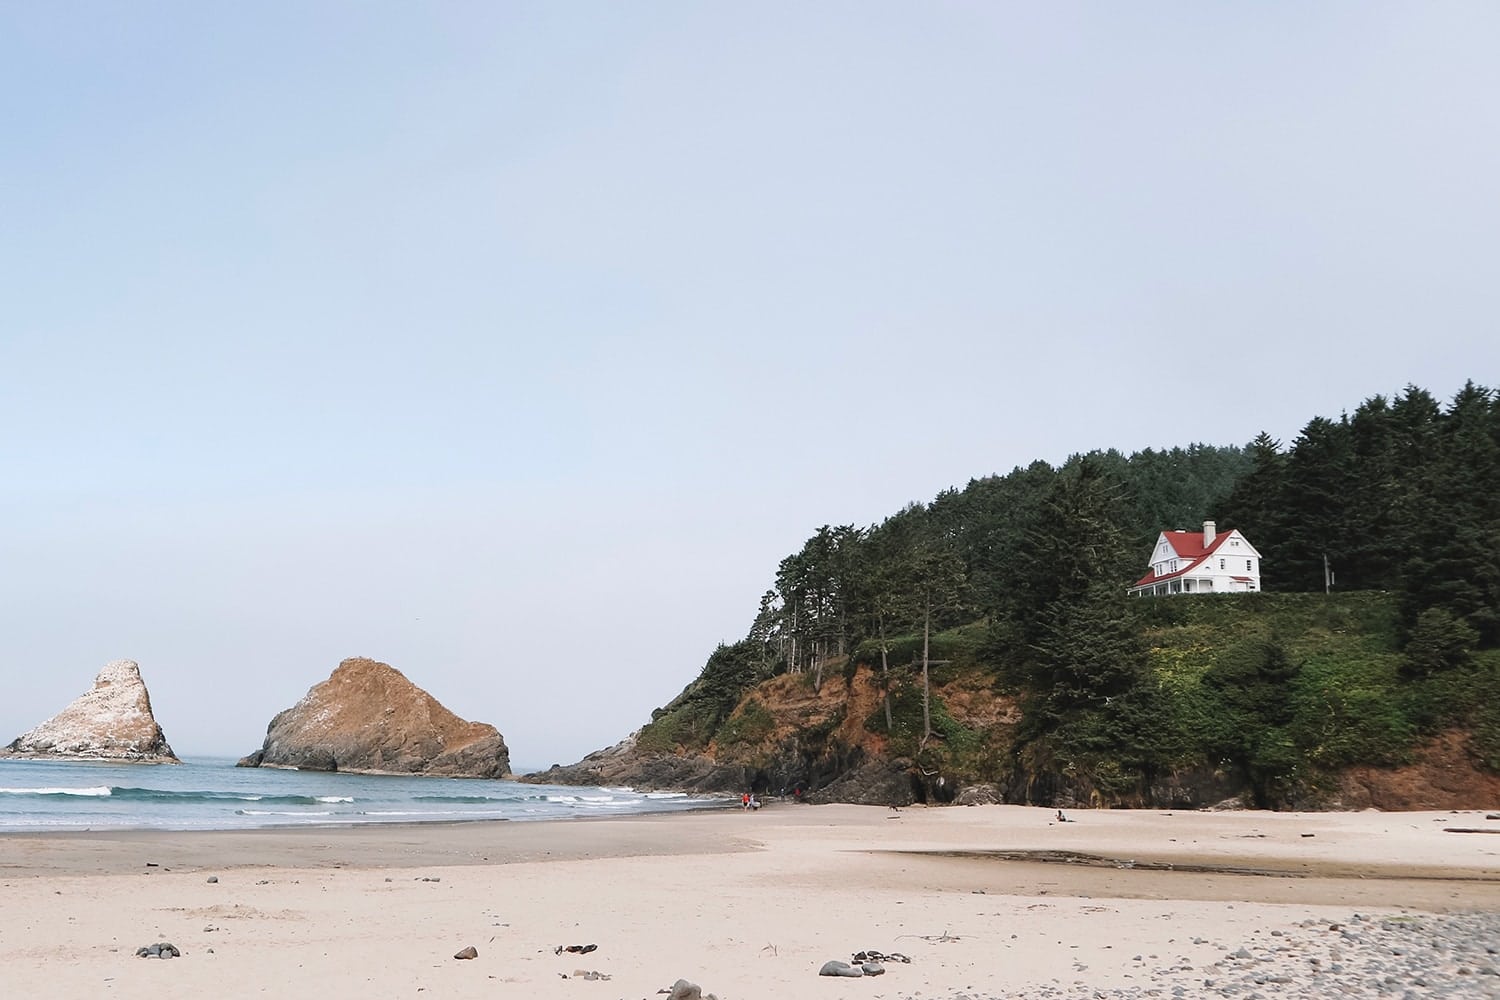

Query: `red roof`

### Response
(1130, 529, 1240, 589)
(1162, 530, 1234, 560)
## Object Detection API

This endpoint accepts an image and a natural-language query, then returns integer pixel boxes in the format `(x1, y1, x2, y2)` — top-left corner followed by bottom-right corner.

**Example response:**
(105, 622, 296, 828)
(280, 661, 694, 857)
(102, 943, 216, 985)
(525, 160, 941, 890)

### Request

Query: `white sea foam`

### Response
(0, 785, 112, 797)
(0, 759, 719, 833)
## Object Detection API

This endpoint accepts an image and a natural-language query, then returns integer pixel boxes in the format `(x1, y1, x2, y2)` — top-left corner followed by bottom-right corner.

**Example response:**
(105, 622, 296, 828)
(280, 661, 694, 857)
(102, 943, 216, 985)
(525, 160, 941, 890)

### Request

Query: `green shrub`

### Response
(850, 625, 984, 673)
(1402, 607, 1479, 678)
(717, 699, 776, 750)
(864, 679, 981, 761)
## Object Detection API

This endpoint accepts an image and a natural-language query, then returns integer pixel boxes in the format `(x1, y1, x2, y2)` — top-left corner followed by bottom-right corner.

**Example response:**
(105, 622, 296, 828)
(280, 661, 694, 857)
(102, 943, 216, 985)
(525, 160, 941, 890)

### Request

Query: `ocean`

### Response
(0, 757, 724, 832)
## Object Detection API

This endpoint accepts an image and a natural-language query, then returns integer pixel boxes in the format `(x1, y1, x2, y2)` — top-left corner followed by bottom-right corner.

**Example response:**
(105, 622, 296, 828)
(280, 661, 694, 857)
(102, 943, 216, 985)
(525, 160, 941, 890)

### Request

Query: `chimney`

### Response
(1203, 520, 1216, 546)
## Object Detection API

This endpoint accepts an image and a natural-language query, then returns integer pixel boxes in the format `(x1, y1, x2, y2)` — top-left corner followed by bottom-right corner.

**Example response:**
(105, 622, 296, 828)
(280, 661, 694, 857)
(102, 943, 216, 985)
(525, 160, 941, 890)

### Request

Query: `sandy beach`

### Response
(3, 804, 1499, 999)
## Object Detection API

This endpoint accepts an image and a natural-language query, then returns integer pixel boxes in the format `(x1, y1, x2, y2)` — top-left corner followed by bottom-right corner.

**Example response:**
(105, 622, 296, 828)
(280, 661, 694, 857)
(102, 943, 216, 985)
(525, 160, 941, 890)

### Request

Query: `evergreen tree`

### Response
(1401, 382, 1500, 645)
(1218, 431, 1288, 581)
(1030, 583, 1147, 717)
(1000, 456, 1136, 650)
(1203, 637, 1301, 807)
(1277, 416, 1357, 591)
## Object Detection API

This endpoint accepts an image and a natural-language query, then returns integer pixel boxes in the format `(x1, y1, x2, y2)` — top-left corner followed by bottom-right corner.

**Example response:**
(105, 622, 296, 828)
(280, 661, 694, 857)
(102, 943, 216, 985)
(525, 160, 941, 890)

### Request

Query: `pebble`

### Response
(881, 911, 1500, 999)
(454, 945, 478, 960)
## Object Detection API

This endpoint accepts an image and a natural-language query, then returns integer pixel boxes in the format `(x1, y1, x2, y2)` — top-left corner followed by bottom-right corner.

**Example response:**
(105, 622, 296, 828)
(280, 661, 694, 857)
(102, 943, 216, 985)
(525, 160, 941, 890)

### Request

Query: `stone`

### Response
(206, 876, 218, 883)
(861, 962, 886, 975)
(2, 660, 179, 763)
(138, 942, 180, 959)
(454, 945, 478, 960)
(819, 960, 864, 977)
(954, 783, 1002, 805)
(669, 979, 703, 1000)
(236, 657, 510, 777)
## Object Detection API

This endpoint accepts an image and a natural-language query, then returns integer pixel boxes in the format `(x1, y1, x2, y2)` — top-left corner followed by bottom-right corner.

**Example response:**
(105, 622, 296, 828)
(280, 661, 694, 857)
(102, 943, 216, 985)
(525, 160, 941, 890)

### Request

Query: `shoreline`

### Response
(5, 803, 1500, 883)
(4, 805, 1499, 998)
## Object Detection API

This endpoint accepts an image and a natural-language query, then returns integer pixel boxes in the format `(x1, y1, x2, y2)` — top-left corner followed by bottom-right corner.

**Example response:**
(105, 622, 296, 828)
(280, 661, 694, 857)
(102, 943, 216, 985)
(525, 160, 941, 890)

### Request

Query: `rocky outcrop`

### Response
(803, 757, 923, 806)
(526, 657, 1500, 811)
(525, 734, 752, 792)
(237, 657, 511, 777)
(2, 660, 179, 763)
(523, 667, 977, 801)
(1319, 730, 1500, 811)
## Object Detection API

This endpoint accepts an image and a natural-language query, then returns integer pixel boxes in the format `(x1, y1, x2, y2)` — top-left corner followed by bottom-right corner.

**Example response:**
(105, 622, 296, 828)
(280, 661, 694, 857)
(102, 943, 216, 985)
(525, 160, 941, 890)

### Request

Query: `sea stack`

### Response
(2, 659, 180, 763)
(237, 657, 511, 778)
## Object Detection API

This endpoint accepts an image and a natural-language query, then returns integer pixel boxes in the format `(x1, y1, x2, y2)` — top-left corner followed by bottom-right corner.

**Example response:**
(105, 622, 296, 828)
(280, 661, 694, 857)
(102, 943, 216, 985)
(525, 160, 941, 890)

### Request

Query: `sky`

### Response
(2, 3, 1497, 769)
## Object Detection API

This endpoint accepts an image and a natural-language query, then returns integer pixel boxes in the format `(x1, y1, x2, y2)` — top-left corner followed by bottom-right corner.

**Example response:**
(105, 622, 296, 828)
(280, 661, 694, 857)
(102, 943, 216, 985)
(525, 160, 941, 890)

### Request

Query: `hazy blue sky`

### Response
(3, 4, 1496, 768)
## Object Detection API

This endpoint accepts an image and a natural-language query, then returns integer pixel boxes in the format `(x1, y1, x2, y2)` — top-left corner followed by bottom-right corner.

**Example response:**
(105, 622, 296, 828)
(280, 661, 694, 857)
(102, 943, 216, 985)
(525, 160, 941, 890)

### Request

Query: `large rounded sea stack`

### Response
(237, 657, 511, 777)
(2, 659, 180, 763)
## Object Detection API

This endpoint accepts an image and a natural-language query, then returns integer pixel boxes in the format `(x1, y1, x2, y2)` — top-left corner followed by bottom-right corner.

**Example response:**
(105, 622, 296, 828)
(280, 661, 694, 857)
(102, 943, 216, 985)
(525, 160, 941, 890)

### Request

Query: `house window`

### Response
(1246, 560, 1252, 571)
(1219, 559, 1225, 570)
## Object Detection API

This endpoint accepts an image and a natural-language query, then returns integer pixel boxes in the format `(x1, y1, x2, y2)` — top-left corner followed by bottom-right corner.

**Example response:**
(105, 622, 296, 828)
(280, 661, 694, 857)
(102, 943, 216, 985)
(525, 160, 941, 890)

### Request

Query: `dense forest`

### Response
(631, 382, 1500, 808)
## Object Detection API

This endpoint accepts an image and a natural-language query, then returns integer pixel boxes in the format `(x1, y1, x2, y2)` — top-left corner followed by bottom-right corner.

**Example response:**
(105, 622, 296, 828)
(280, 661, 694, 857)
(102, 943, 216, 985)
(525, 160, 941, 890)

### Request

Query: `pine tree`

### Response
(1402, 382, 1500, 645)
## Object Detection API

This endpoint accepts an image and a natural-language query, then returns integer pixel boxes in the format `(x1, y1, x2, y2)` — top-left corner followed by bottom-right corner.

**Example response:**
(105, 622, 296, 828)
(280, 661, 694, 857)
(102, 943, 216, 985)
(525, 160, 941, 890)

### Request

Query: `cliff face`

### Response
(527, 663, 1500, 811)
(237, 657, 511, 778)
(3, 659, 179, 763)
(525, 666, 1003, 804)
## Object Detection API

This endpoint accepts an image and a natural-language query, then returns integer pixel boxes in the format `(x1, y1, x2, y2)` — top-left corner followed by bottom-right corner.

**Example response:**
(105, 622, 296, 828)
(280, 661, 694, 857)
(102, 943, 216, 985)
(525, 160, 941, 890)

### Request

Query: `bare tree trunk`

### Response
(878, 609, 893, 732)
(921, 595, 932, 741)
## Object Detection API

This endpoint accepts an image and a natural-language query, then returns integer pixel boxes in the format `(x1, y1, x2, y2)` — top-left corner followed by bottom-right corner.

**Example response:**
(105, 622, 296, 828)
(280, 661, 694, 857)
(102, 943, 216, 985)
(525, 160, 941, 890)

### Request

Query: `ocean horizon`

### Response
(0, 756, 726, 833)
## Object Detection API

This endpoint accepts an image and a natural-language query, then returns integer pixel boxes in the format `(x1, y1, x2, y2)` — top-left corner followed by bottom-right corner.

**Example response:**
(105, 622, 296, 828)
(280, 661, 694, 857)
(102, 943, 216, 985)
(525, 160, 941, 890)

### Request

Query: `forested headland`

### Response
(532, 383, 1500, 809)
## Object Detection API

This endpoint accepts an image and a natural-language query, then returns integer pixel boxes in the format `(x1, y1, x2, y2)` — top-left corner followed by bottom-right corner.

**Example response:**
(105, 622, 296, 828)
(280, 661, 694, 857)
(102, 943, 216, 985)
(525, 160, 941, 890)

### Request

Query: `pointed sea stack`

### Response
(237, 657, 511, 777)
(2, 659, 180, 763)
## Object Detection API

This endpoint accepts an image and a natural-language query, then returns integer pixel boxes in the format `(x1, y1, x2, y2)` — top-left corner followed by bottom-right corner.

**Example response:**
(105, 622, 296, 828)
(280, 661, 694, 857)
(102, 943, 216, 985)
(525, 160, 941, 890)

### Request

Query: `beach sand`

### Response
(3, 804, 1499, 998)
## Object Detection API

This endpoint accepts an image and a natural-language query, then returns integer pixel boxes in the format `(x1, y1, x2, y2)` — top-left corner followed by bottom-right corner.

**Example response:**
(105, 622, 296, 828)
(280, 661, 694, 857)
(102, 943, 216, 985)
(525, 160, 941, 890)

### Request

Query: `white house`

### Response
(1128, 520, 1263, 597)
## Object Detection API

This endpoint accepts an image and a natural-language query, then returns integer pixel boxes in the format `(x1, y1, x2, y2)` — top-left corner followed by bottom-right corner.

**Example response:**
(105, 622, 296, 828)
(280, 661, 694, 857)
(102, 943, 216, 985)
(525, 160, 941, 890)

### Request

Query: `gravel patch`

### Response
(900, 910, 1500, 999)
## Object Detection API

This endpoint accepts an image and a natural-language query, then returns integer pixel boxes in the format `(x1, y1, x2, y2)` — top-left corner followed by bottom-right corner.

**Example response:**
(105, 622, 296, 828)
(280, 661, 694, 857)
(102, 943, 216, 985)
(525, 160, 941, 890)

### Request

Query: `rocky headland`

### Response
(2, 659, 179, 763)
(237, 656, 511, 777)
(526, 663, 1500, 811)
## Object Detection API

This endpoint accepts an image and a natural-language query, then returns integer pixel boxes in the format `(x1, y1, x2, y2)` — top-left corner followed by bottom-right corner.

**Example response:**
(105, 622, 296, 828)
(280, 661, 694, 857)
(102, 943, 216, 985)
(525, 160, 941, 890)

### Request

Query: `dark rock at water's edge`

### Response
(1, 659, 180, 764)
(522, 733, 752, 794)
(524, 728, 1500, 811)
(523, 732, 932, 806)
(237, 657, 510, 778)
